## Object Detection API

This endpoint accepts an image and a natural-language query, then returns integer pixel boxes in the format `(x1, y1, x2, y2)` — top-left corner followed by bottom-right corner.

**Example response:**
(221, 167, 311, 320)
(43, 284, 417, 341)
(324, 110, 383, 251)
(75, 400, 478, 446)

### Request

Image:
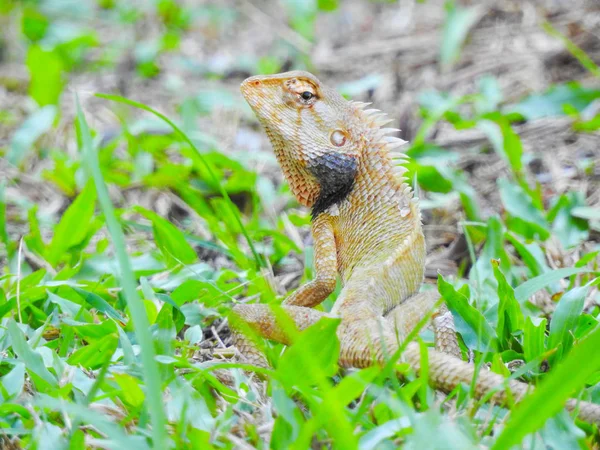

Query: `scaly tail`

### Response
(403, 342, 600, 424)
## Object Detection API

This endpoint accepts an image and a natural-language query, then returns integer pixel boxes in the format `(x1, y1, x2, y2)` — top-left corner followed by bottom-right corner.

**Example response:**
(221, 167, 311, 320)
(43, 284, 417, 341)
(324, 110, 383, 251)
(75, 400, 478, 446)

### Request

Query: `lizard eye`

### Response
(300, 91, 314, 100)
(330, 129, 347, 147)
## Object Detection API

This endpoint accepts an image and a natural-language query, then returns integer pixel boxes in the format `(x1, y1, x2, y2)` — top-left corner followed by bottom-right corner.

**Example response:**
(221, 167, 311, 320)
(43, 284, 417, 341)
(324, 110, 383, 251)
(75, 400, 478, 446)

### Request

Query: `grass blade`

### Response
(543, 21, 600, 79)
(75, 96, 168, 448)
(95, 92, 263, 269)
(547, 286, 586, 365)
(440, 2, 481, 69)
(7, 320, 58, 388)
(514, 267, 598, 302)
(492, 319, 600, 449)
(438, 274, 498, 351)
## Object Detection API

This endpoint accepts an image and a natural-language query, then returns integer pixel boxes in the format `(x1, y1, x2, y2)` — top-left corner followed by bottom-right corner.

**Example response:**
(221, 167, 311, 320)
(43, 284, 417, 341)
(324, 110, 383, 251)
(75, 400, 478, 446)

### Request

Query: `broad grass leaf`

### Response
(523, 317, 547, 364)
(514, 267, 597, 303)
(574, 314, 599, 341)
(547, 192, 589, 249)
(498, 179, 548, 236)
(69, 430, 86, 450)
(1, 363, 25, 399)
(297, 368, 382, 448)
(498, 121, 523, 174)
(451, 171, 481, 221)
(438, 275, 498, 351)
(46, 181, 97, 266)
(440, 3, 482, 69)
(277, 316, 341, 387)
(404, 160, 454, 193)
(7, 105, 56, 165)
(507, 83, 600, 120)
(13, 269, 46, 294)
(493, 262, 524, 350)
(7, 319, 57, 388)
(184, 325, 203, 344)
(470, 216, 510, 304)
(21, 6, 49, 41)
(123, 218, 230, 256)
(47, 291, 83, 318)
(134, 206, 197, 267)
(537, 414, 588, 449)
(271, 416, 295, 450)
(490, 353, 510, 377)
(309, 370, 380, 449)
(24, 206, 46, 258)
(69, 320, 118, 343)
(67, 333, 118, 369)
(116, 324, 135, 366)
(271, 381, 303, 448)
(574, 114, 600, 132)
(33, 422, 64, 450)
(492, 320, 600, 449)
(26, 45, 64, 106)
(571, 207, 600, 220)
(153, 303, 176, 357)
(317, 0, 338, 11)
(171, 279, 225, 307)
(113, 373, 145, 408)
(72, 287, 126, 323)
(505, 234, 548, 277)
(329, 366, 379, 407)
(359, 417, 410, 450)
(475, 75, 502, 114)
(478, 119, 527, 179)
(406, 409, 479, 450)
(548, 286, 586, 366)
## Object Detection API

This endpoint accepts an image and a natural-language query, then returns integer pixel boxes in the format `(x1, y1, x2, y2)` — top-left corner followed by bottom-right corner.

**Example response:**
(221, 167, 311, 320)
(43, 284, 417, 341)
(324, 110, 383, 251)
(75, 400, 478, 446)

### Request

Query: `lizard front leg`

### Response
(283, 214, 337, 307)
(230, 214, 337, 367)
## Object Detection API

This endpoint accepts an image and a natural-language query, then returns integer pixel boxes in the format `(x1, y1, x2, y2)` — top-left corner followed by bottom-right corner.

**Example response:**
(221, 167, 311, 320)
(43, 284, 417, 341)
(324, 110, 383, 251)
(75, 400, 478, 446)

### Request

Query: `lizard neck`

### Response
(333, 142, 425, 289)
(350, 142, 415, 215)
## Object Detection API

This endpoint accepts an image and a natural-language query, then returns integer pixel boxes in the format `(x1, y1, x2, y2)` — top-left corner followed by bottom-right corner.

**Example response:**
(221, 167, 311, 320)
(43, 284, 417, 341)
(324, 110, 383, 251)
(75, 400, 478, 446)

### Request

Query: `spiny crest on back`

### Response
(350, 101, 411, 188)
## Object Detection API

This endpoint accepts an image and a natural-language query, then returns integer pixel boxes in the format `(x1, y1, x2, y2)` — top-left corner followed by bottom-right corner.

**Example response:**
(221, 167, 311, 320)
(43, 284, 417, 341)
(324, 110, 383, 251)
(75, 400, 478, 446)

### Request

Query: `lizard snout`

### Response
(240, 76, 266, 108)
(240, 76, 263, 95)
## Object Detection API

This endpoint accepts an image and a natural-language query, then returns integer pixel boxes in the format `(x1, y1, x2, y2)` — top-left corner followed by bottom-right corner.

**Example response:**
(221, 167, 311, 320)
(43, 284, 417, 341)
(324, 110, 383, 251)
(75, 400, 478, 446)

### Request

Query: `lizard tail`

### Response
(335, 311, 600, 424)
(405, 342, 600, 424)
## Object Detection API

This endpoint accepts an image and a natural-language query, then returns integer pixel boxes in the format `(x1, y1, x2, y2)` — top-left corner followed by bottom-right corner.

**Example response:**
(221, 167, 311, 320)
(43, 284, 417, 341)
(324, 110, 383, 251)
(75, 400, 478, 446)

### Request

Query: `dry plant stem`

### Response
(231, 71, 600, 424)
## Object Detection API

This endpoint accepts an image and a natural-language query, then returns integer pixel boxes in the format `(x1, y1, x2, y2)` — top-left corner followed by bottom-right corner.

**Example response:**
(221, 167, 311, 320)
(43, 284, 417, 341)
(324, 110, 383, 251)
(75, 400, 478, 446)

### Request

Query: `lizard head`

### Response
(241, 71, 366, 216)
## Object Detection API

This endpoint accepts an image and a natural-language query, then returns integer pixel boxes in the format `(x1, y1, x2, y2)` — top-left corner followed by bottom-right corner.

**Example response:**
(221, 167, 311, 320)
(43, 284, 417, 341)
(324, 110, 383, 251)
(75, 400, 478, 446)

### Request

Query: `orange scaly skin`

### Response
(234, 71, 600, 423)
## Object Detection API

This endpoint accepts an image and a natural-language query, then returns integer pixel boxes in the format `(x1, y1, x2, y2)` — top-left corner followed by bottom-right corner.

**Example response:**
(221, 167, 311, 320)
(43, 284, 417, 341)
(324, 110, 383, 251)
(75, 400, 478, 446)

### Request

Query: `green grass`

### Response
(1, 1, 600, 449)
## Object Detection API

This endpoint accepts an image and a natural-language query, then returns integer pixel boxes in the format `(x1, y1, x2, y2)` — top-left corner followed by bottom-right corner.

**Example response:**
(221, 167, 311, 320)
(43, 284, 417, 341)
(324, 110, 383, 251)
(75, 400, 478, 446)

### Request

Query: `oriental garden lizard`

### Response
(231, 70, 600, 423)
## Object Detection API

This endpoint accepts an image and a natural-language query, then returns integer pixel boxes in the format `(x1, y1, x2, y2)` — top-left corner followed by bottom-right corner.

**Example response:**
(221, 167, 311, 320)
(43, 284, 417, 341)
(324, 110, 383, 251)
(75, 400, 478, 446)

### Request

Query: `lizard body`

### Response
(234, 71, 600, 423)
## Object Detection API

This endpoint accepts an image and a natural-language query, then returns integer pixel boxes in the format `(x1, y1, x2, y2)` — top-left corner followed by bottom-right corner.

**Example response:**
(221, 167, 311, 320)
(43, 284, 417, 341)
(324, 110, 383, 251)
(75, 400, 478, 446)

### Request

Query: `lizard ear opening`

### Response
(330, 129, 347, 147)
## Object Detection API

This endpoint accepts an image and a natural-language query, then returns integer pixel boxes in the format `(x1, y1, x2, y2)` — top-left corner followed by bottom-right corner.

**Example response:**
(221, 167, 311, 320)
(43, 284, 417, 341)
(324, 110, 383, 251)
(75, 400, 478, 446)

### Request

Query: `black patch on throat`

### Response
(308, 153, 357, 218)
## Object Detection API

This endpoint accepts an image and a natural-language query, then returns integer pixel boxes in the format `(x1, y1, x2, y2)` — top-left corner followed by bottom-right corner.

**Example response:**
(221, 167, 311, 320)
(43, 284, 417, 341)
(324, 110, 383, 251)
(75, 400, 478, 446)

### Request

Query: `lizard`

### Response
(231, 70, 600, 424)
